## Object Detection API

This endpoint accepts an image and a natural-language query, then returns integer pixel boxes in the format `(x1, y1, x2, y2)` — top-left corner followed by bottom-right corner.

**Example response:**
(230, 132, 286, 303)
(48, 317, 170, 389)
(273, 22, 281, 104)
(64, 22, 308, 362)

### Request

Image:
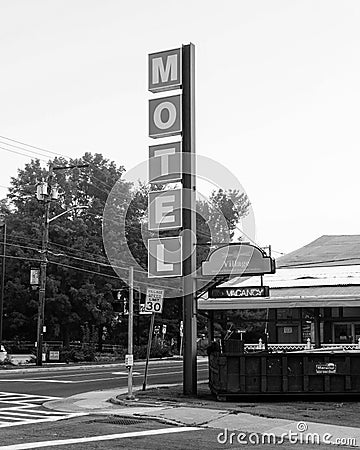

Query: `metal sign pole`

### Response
(182, 43, 197, 395)
(127, 266, 135, 399)
(0, 219, 6, 346)
(142, 313, 155, 391)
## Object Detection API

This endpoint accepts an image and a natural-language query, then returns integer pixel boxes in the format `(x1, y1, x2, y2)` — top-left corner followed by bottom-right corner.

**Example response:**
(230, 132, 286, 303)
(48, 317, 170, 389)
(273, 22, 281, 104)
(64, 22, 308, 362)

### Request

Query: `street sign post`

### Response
(142, 287, 165, 391)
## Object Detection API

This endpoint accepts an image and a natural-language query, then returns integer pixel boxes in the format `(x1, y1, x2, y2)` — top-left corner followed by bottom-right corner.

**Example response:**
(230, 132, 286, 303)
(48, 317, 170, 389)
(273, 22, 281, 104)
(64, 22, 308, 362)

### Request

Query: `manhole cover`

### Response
(96, 416, 143, 425)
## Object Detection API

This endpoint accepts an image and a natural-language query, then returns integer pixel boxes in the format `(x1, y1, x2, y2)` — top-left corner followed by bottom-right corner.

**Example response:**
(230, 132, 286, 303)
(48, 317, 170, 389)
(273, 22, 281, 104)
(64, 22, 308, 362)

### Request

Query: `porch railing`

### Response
(244, 339, 360, 353)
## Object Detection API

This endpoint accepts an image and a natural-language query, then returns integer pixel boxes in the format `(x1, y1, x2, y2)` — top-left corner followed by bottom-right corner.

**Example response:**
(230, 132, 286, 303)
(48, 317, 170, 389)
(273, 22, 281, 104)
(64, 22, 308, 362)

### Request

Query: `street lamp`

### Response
(36, 181, 88, 366)
(0, 215, 6, 347)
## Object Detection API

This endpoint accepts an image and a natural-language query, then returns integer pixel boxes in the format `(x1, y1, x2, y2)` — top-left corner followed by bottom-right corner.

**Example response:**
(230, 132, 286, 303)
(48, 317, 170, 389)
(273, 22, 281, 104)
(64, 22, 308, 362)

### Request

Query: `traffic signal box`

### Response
(112, 289, 145, 315)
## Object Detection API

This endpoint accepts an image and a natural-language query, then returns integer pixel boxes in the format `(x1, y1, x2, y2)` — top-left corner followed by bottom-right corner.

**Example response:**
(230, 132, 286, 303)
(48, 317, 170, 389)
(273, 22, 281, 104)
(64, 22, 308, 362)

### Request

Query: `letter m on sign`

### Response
(149, 48, 181, 93)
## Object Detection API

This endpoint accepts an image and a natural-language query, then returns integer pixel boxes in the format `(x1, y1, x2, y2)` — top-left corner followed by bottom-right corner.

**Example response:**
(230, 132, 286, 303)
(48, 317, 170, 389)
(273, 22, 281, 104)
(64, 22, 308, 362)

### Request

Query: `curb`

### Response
(0, 356, 199, 374)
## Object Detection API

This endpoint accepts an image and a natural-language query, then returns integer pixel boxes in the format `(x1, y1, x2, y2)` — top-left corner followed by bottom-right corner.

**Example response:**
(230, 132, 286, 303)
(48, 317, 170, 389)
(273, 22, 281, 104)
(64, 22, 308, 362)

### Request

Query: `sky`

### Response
(1, 0, 360, 256)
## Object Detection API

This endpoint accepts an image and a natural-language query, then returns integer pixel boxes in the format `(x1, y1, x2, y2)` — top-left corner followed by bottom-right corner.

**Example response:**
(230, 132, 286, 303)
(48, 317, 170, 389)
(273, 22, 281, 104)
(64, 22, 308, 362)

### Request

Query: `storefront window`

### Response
(343, 307, 360, 318)
(277, 309, 300, 320)
(334, 323, 352, 343)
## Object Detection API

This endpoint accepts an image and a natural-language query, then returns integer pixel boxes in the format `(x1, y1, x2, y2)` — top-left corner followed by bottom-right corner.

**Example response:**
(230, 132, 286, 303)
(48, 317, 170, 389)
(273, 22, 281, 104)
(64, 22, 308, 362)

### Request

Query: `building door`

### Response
(277, 325, 299, 343)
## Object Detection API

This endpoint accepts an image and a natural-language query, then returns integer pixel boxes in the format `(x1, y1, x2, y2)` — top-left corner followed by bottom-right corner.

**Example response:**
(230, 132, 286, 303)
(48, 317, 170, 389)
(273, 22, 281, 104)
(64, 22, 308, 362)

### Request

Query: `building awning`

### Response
(198, 295, 360, 310)
(198, 285, 360, 310)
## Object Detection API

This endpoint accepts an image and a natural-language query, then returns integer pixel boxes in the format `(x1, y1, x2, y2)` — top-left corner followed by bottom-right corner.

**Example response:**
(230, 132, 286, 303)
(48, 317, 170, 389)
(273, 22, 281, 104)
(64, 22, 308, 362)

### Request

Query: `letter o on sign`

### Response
(149, 95, 182, 138)
(153, 102, 176, 129)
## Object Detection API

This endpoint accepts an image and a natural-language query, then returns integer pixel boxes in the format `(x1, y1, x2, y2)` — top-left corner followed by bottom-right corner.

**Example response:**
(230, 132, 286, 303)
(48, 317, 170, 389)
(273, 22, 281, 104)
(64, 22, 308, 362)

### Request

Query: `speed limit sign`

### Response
(145, 288, 164, 313)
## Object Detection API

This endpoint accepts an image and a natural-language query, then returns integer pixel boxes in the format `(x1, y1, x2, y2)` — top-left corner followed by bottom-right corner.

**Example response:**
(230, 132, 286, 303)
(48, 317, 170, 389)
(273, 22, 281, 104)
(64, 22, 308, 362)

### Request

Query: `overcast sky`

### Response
(1, 0, 359, 256)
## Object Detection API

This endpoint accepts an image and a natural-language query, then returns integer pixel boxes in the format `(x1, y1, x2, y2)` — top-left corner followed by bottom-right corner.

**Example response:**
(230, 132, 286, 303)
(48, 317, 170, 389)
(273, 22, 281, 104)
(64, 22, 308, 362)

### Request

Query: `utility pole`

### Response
(36, 165, 53, 366)
(0, 216, 6, 346)
(35, 162, 89, 366)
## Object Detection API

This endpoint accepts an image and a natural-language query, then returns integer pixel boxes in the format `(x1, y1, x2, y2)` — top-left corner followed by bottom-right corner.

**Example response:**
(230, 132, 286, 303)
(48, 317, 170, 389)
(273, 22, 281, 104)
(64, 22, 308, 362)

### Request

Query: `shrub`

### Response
(60, 347, 95, 363)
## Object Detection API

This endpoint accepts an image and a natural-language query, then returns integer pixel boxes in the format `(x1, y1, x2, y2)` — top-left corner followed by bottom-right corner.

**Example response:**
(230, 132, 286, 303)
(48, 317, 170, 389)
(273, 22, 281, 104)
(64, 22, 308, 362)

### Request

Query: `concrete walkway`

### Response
(45, 386, 360, 447)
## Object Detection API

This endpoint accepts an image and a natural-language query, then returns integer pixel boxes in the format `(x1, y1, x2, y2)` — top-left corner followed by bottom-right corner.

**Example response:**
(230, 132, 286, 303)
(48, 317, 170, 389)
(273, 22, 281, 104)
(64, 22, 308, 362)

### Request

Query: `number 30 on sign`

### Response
(145, 288, 164, 313)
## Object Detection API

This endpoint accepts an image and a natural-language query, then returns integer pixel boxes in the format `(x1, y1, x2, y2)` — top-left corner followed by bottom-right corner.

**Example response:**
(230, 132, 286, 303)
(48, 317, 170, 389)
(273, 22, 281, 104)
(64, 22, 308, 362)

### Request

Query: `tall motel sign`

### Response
(148, 44, 197, 394)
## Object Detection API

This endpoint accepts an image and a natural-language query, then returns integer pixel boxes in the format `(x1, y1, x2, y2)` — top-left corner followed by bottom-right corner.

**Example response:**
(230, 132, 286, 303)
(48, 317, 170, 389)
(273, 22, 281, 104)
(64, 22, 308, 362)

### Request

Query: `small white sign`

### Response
(49, 351, 60, 361)
(30, 268, 40, 285)
(145, 287, 164, 313)
(125, 354, 133, 367)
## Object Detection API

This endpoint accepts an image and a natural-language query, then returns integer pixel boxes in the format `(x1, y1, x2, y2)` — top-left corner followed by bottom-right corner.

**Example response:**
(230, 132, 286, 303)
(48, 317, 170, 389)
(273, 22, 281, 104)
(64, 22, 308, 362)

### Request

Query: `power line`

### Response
(0, 135, 69, 158)
(48, 259, 181, 291)
(0, 140, 52, 160)
(0, 145, 48, 163)
(4, 254, 41, 263)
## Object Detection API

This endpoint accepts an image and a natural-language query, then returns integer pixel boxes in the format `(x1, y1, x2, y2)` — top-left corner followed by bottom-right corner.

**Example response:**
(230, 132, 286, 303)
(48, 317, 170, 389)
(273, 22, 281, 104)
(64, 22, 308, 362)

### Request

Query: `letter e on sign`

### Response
(148, 189, 182, 231)
(149, 48, 181, 93)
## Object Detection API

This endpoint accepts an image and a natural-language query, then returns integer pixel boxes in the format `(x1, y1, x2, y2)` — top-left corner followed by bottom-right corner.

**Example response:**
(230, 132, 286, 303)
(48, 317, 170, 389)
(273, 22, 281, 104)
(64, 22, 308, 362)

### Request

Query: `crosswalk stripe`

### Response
(0, 392, 87, 428)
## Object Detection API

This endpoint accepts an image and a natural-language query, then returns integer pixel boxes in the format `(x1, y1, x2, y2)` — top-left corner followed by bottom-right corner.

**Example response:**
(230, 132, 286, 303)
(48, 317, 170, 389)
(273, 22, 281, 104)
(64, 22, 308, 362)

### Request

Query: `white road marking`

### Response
(0, 379, 73, 383)
(0, 368, 208, 384)
(0, 392, 87, 428)
(0, 426, 202, 449)
(111, 371, 141, 375)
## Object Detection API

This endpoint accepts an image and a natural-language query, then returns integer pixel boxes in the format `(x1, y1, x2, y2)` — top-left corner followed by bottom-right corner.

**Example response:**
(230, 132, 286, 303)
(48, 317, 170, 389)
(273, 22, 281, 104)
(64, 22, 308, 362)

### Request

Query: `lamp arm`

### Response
(47, 206, 88, 224)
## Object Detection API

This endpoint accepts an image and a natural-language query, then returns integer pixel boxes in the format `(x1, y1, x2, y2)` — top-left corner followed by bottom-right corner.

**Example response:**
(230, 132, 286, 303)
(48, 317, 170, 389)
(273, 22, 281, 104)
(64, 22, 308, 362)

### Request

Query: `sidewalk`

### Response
(44, 383, 360, 447)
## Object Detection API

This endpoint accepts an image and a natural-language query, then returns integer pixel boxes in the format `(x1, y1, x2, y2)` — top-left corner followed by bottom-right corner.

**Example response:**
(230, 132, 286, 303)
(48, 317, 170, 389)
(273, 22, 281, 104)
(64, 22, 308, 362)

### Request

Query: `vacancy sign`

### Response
(145, 287, 165, 313)
(148, 189, 182, 231)
(149, 142, 182, 184)
(148, 236, 182, 278)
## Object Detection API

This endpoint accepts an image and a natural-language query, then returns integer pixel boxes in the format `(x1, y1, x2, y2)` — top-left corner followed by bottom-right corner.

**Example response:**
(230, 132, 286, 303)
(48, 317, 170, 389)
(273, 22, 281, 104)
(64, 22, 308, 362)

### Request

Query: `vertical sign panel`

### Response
(148, 236, 182, 278)
(149, 142, 182, 183)
(148, 189, 182, 231)
(148, 48, 182, 93)
(149, 95, 182, 138)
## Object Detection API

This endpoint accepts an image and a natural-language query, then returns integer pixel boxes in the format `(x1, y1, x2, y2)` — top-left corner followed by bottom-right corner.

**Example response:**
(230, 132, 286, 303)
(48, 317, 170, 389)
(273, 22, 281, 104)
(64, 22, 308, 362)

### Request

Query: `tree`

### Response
(1, 155, 251, 350)
(196, 188, 251, 270)
(2, 154, 147, 347)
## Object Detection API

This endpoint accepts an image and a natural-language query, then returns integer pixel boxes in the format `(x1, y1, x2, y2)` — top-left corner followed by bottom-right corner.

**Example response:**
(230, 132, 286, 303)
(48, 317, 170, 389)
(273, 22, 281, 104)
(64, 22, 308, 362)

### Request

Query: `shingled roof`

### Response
(276, 235, 360, 268)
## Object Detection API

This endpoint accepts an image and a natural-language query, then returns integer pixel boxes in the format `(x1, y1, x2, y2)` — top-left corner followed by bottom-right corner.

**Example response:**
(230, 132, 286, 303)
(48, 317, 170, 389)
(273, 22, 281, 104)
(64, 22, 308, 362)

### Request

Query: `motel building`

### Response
(199, 235, 360, 349)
